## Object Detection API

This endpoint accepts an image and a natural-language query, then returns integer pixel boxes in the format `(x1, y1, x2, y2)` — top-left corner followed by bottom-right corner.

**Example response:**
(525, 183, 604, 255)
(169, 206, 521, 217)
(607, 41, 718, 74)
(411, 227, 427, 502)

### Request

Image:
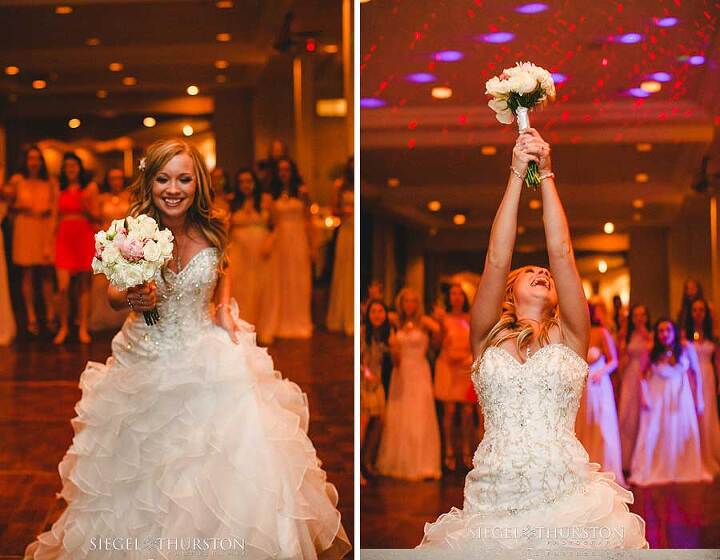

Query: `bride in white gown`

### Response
(24, 139, 351, 560)
(418, 128, 647, 550)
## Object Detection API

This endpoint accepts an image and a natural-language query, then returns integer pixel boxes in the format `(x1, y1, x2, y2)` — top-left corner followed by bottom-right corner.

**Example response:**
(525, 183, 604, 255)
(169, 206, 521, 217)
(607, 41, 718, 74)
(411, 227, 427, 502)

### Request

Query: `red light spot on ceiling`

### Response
(459, 114, 467, 125)
(408, 121, 417, 130)
(408, 138, 416, 149)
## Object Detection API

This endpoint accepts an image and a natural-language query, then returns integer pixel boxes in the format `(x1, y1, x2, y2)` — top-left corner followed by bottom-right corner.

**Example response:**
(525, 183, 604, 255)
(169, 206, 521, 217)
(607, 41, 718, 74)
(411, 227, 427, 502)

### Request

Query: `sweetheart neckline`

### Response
(165, 246, 217, 276)
(478, 342, 587, 369)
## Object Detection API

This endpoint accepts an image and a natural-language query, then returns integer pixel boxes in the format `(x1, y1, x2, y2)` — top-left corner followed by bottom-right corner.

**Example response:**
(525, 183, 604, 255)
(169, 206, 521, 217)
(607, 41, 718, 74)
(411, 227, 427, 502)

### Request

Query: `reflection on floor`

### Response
(0, 329, 354, 557)
(361, 469, 720, 549)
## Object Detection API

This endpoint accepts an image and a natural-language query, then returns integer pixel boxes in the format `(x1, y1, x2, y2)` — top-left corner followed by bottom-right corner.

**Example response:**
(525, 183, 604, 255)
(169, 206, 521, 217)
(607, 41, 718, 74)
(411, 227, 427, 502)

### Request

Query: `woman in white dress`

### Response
(618, 304, 652, 472)
(88, 167, 131, 332)
(24, 139, 351, 560)
(227, 168, 273, 327)
(685, 298, 720, 477)
(0, 199, 16, 345)
(376, 287, 442, 481)
(629, 318, 711, 487)
(419, 128, 647, 550)
(261, 158, 313, 342)
(326, 162, 354, 337)
(575, 303, 626, 487)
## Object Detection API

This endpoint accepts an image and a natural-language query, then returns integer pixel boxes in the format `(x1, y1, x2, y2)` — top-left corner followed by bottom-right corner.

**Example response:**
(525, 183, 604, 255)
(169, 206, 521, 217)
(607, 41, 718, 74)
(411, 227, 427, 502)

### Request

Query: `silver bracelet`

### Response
(539, 171, 555, 181)
(509, 166, 524, 180)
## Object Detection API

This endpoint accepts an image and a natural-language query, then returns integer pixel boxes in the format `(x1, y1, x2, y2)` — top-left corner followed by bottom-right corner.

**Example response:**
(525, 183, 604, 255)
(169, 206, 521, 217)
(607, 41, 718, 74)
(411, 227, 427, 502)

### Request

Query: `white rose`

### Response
(101, 244, 121, 264)
(485, 76, 513, 97)
(157, 240, 173, 259)
(508, 72, 537, 95)
(156, 228, 173, 244)
(91, 257, 105, 275)
(115, 263, 144, 289)
(141, 260, 157, 282)
(95, 230, 107, 244)
(143, 240, 161, 262)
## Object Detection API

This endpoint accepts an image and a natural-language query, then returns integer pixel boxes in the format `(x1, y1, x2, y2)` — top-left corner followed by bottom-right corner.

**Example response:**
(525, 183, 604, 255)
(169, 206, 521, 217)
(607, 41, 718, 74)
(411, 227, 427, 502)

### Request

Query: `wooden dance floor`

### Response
(361, 469, 720, 549)
(0, 328, 354, 557)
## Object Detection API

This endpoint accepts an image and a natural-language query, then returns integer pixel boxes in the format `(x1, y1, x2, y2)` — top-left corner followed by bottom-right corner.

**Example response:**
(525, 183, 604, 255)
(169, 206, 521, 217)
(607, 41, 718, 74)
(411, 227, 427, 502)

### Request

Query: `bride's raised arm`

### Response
(470, 133, 537, 357)
(524, 127, 589, 357)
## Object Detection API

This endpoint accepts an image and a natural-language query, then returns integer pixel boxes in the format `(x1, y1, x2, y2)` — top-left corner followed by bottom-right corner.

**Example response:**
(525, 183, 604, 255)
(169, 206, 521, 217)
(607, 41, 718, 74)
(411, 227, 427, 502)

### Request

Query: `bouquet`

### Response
(92, 215, 174, 325)
(485, 61, 556, 188)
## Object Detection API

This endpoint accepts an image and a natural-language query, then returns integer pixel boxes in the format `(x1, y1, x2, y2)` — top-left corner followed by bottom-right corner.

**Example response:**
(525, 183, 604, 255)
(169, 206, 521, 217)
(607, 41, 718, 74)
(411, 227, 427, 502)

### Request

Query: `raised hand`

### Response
(126, 282, 157, 312)
(519, 128, 552, 174)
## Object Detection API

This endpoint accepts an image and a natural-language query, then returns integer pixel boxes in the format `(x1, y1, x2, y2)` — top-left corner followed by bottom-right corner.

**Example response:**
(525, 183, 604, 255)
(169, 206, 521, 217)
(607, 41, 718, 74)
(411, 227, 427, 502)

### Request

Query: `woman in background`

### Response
(0, 196, 16, 345)
(360, 299, 391, 485)
(227, 168, 272, 327)
(262, 158, 313, 341)
(433, 283, 474, 471)
(88, 167, 131, 332)
(326, 159, 354, 336)
(618, 304, 652, 474)
(629, 319, 710, 486)
(685, 298, 720, 477)
(576, 302, 626, 487)
(3, 146, 57, 335)
(376, 287, 441, 481)
(53, 152, 99, 344)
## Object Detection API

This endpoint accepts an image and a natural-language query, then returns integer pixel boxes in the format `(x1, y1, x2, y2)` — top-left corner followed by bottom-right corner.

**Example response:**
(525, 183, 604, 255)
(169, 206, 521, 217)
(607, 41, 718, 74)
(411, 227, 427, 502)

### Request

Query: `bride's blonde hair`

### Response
(480, 266, 560, 356)
(128, 138, 228, 271)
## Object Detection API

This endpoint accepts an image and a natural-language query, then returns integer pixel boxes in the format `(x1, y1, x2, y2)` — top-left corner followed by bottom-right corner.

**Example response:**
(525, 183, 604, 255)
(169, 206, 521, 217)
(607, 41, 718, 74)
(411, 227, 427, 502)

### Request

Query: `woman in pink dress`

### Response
(629, 318, 711, 486)
(433, 283, 474, 471)
(2, 146, 58, 335)
(53, 152, 99, 344)
(685, 298, 720, 477)
(576, 302, 626, 487)
(618, 304, 652, 472)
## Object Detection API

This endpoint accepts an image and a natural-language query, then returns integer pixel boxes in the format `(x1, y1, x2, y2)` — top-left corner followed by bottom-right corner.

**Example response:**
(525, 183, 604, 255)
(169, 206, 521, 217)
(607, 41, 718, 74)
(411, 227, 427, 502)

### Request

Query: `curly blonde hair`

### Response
(395, 286, 424, 326)
(480, 266, 560, 356)
(128, 138, 228, 271)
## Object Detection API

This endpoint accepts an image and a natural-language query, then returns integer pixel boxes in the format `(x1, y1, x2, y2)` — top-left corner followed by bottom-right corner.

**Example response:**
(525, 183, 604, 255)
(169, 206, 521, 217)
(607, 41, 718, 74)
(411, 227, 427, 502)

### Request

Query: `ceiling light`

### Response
(109, 62, 123, 72)
(654, 16, 678, 27)
(316, 99, 347, 117)
(628, 88, 650, 98)
(632, 199, 645, 209)
(182, 125, 194, 136)
(143, 117, 156, 127)
(214, 60, 230, 69)
(406, 72, 436, 83)
(529, 199, 542, 210)
(598, 260, 608, 273)
(618, 33, 643, 44)
(603, 222, 615, 234)
(431, 86, 452, 99)
(427, 200, 442, 212)
(85, 37, 101, 46)
(216, 0, 234, 7)
(68, 118, 81, 129)
(31, 80, 47, 90)
(4, 66, 19, 76)
(387, 177, 400, 188)
(433, 50, 463, 62)
(186, 85, 199, 96)
(481, 145, 497, 156)
(360, 97, 386, 108)
(551, 72, 567, 84)
(453, 214, 466, 225)
(650, 72, 671, 82)
(515, 3, 549, 14)
(636, 143, 652, 152)
(632, 212, 642, 222)
(517, 225, 526, 234)
(122, 76, 137, 86)
(96, 89, 108, 99)
(216, 33, 232, 42)
(322, 44, 339, 54)
(640, 80, 661, 93)
(55, 5, 73, 14)
(477, 32, 515, 43)
(215, 75, 227, 83)
(635, 173, 649, 183)
(688, 55, 705, 65)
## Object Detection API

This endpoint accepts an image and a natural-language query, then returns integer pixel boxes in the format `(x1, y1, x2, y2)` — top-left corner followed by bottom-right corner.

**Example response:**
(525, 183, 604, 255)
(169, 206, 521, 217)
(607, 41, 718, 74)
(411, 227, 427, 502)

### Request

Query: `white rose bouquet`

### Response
(91, 214, 174, 325)
(485, 61, 556, 188)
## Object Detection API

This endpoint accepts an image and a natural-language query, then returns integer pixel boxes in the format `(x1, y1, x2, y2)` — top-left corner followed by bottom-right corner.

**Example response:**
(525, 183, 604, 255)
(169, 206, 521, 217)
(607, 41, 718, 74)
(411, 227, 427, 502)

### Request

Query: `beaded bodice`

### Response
(111, 247, 219, 364)
(464, 343, 591, 516)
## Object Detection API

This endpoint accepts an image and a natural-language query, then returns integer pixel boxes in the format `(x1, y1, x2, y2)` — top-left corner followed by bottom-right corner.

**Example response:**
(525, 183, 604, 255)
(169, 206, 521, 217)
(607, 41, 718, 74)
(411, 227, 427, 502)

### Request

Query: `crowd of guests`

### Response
(360, 277, 720, 489)
(0, 140, 353, 347)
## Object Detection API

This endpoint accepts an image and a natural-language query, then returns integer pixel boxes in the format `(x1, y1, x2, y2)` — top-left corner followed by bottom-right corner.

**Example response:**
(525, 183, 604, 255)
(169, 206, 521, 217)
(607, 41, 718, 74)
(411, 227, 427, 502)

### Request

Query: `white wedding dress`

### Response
(24, 247, 351, 560)
(418, 343, 648, 550)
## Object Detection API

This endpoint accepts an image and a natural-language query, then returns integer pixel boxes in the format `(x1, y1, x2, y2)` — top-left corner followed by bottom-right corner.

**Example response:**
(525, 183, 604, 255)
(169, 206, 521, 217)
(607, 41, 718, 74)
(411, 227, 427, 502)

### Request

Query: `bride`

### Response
(24, 139, 351, 559)
(418, 128, 648, 550)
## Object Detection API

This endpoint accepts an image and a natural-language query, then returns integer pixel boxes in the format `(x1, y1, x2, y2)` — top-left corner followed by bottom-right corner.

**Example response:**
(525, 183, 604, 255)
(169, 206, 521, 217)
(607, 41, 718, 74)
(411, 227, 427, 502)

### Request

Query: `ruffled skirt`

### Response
(24, 317, 350, 559)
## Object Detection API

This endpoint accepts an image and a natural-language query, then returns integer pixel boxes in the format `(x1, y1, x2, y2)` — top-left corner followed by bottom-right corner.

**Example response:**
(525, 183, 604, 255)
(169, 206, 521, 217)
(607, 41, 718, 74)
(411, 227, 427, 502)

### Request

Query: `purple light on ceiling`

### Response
(477, 32, 515, 44)
(515, 2, 548, 14)
(551, 72, 567, 83)
(618, 33, 643, 44)
(406, 72, 436, 83)
(654, 16, 678, 27)
(688, 55, 705, 65)
(433, 50, 464, 62)
(650, 71, 671, 82)
(360, 97, 386, 108)
(628, 88, 650, 98)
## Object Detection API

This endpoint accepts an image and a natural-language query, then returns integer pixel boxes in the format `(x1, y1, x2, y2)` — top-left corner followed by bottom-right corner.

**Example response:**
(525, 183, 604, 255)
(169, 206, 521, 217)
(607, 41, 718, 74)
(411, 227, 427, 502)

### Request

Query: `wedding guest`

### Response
(54, 152, 100, 344)
(3, 146, 58, 335)
(376, 287, 441, 480)
(433, 283, 474, 471)
(629, 319, 711, 486)
(685, 298, 720, 477)
(88, 167, 131, 332)
(0, 198, 16, 345)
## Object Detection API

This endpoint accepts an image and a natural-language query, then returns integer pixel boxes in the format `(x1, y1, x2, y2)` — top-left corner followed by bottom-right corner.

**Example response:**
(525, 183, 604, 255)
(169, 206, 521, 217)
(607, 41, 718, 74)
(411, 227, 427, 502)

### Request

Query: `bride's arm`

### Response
(523, 128, 589, 357)
(469, 134, 535, 356)
(214, 264, 240, 343)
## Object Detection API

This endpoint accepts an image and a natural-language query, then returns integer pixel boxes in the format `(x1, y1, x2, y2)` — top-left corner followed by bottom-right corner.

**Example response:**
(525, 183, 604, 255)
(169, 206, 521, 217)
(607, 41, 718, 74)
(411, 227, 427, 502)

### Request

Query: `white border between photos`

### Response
(353, 0, 361, 557)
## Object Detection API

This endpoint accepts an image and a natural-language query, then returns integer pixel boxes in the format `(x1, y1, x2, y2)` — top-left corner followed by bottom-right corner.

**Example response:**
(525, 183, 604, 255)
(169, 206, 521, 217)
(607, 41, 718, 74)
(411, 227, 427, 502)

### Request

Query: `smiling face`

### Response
(657, 320, 675, 348)
(151, 153, 196, 222)
(368, 302, 387, 329)
(511, 266, 558, 312)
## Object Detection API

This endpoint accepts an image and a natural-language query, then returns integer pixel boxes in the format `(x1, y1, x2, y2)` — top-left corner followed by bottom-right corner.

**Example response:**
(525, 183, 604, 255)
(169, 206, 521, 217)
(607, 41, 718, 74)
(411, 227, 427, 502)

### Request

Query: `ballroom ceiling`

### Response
(360, 0, 720, 249)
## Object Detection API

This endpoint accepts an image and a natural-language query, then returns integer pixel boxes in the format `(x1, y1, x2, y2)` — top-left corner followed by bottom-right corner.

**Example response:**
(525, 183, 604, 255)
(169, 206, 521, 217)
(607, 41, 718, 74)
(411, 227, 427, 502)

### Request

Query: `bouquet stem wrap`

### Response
(516, 106, 541, 187)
